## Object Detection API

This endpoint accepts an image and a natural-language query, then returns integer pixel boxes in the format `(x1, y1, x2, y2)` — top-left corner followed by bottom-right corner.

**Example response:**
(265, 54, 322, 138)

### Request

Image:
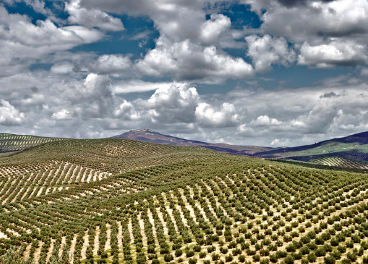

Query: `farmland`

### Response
(0, 137, 368, 264)
(0, 134, 64, 153)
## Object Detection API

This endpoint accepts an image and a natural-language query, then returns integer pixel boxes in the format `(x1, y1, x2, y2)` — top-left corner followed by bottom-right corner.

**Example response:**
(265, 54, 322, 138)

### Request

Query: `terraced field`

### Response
(0, 138, 368, 264)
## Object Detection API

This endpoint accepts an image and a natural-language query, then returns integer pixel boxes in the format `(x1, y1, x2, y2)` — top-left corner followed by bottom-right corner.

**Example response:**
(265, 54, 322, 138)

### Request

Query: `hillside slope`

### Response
(0, 139, 368, 264)
(0, 133, 64, 153)
(257, 132, 368, 170)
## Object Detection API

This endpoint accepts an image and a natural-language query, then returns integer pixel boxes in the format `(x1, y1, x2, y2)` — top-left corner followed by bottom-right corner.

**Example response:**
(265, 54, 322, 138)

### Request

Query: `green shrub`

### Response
(315, 247, 326, 257)
(164, 254, 174, 262)
(284, 255, 295, 264)
(307, 253, 316, 263)
(324, 256, 336, 264)
(253, 254, 260, 262)
(175, 249, 183, 257)
(212, 253, 220, 261)
(238, 255, 246, 263)
(186, 250, 195, 258)
(301, 259, 309, 264)
(341, 258, 351, 264)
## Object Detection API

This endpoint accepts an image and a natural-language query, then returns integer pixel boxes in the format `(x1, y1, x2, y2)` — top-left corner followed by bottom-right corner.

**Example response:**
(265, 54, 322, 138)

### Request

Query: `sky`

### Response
(1, 0, 368, 147)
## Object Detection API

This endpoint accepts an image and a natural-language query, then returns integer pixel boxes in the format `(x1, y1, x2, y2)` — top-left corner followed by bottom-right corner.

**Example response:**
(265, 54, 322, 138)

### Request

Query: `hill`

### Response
(1, 137, 368, 264)
(0, 133, 64, 154)
(256, 131, 368, 170)
(112, 129, 271, 155)
(255, 131, 368, 158)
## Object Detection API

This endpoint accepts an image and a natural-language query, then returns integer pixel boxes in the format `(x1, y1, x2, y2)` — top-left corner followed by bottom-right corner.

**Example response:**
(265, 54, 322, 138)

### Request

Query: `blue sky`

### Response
(1, 0, 368, 147)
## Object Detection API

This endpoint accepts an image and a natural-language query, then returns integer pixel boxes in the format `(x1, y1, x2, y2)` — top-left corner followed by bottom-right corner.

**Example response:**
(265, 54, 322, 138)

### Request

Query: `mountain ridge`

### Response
(112, 129, 368, 168)
(111, 129, 272, 155)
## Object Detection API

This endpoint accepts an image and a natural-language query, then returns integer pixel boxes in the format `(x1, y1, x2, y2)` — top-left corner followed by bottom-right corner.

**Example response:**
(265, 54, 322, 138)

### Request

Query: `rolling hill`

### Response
(0, 136, 368, 264)
(0, 133, 64, 154)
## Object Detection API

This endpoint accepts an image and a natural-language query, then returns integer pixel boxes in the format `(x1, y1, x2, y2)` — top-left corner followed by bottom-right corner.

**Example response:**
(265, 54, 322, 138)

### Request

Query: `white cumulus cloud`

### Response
(0, 100, 25, 126)
(246, 34, 296, 72)
(136, 37, 253, 81)
(51, 109, 73, 120)
(200, 14, 231, 46)
(298, 40, 368, 67)
(196, 102, 239, 128)
(65, 0, 125, 31)
(251, 115, 283, 127)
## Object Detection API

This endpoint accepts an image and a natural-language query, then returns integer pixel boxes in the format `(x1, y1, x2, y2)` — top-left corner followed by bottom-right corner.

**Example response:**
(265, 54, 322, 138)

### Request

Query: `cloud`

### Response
(246, 34, 296, 72)
(319, 91, 339, 98)
(113, 80, 186, 94)
(4, 0, 368, 147)
(0, 5, 104, 78)
(65, 0, 125, 31)
(298, 40, 368, 67)
(0, 7, 103, 49)
(245, 0, 368, 41)
(23, 0, 53, 16)
(243, 0, 368, 67)
(78, 0, 207, 42)
(51, 109, 74, 120)
(3, 66, 368, 146)
(290, 102, 339, 133)
(114, 100, 139, 120)
(49, 73, 115, 119)
(0, 100, 25, 126)
(237, 124, 255, 137)
(31, 86, 39, 93)
(136, 36, 253, 81)
(130, 30, 152, 40)
(196, 102, 239, 128)
(77, 0, 254, 81)
(275, 0, 336, 8)
(140, 84, 199, 124)
(270, 138, 289, 146)
(251, 115, 283, 127)
(360, 68, 368, 76)
(51, 61, 75, 74)
(199, 13, 231, 46)
(89, 54, 132, 75)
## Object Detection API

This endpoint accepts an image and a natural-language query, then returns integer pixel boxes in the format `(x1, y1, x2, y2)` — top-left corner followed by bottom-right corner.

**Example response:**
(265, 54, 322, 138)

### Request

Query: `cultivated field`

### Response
(0, 134, 64, 153)
(0, 138, 368, 264)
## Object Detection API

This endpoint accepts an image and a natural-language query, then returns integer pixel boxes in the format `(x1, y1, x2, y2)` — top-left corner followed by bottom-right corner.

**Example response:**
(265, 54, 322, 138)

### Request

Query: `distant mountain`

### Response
(112, 129, 272, 155)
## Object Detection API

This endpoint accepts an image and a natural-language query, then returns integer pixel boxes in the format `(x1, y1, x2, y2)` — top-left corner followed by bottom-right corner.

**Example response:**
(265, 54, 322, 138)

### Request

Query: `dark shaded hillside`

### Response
(255, 131, 368, 159)
(332, 131, 368, 144)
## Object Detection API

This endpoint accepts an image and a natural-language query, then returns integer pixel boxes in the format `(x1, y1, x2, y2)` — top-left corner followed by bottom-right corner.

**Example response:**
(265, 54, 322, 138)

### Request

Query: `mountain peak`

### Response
(130, 129, 158, 134)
